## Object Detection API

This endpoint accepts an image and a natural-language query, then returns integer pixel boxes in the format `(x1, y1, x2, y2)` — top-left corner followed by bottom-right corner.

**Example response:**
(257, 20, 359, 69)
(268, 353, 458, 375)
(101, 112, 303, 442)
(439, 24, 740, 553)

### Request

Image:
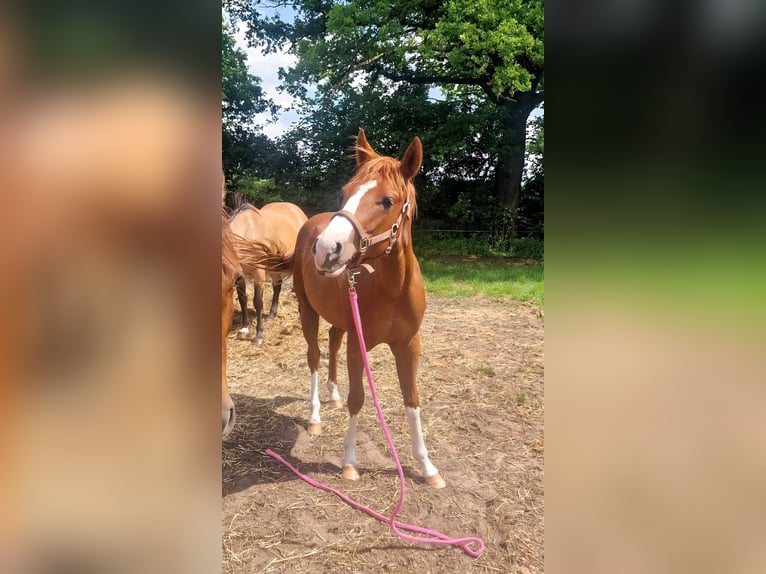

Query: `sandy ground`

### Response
(223, 280, 544, 573)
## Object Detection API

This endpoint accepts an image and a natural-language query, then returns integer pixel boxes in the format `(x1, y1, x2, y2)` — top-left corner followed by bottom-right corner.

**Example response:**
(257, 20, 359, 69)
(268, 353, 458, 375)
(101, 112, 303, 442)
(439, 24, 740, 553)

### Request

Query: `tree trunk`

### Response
(494, 92, 536, 211)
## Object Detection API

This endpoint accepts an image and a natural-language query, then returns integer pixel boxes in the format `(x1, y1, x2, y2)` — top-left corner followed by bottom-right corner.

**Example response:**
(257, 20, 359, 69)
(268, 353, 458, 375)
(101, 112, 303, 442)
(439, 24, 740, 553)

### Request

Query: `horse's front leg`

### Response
(390, 334, 445, 488)
(327, 326, 345, 408)
(342, 331, 365, 481)
(299, 302, 323, 436)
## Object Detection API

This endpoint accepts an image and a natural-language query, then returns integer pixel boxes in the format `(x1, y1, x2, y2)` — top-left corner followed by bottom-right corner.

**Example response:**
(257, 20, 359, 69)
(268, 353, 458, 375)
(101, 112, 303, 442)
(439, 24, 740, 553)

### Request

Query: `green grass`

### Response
(416, 233, 544, 260)
(477, 364, 496, 377)
(418, 256, 544, 307)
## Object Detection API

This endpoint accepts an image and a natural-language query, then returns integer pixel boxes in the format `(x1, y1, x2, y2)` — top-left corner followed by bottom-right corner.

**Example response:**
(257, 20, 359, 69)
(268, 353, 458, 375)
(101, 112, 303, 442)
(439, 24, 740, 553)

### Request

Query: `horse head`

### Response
(312, 129, 421, 277)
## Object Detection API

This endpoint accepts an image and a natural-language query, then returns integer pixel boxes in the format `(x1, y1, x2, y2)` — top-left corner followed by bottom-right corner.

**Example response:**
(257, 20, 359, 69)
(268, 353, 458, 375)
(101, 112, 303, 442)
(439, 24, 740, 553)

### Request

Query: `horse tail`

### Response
(232, 235, 294, 276)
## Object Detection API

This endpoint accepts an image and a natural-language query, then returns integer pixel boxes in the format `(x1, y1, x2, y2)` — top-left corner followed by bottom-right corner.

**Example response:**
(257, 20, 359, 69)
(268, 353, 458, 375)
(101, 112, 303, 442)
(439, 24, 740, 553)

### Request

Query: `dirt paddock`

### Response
(223, 280, 544, 573)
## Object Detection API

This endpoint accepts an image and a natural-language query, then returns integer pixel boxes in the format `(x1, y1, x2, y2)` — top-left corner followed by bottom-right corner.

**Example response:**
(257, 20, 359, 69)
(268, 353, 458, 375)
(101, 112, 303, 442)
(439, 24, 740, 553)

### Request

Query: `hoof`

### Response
(253, 336, 264, 346)
(306, 422, 322, 436)
(236, 328, 249, 340)
(329, 399, 343, 409)
(424, 473, 446, 489)
(264, 315, 276, 323)
(341, 465, 360, 481)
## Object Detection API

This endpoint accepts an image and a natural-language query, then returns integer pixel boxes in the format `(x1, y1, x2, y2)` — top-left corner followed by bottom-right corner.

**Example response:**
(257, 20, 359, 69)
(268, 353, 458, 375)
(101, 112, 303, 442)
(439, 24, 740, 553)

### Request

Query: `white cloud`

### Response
(232, 24, 300, 138)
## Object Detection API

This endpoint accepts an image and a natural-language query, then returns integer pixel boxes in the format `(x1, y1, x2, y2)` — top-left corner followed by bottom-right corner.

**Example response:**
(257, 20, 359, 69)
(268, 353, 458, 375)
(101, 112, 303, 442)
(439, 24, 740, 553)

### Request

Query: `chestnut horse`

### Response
(221, 177, 294, 435)
(221, 174, 240, 436)
(229, 202, 307, 345)
(292, 129, 445, 488)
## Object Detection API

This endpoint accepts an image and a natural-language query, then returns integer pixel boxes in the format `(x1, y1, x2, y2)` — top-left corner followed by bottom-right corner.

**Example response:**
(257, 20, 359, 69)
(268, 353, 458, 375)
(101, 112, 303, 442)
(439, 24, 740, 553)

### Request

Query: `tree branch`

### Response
(382, 71, 483, 86)
(329, 51, 394, 95)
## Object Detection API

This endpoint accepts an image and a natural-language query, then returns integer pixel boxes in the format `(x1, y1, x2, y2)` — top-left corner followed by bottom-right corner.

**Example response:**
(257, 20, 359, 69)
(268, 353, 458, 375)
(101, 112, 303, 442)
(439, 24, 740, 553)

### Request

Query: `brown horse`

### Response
(291, 129, 445, 488)
(221, 173, 241, 436)
(229, 202, 307, 345)
(222, 179, 295, 435)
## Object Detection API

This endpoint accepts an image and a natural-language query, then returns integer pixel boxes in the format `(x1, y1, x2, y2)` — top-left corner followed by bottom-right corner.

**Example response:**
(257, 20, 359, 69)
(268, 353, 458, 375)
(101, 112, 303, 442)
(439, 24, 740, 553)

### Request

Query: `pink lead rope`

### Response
(265, 287, 485, 558)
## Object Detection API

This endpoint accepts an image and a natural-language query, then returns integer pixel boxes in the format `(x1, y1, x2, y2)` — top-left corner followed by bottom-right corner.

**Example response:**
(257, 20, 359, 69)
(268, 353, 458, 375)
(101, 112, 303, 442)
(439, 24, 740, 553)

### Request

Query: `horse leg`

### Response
(327, 325, 344, 409)
(299, 302, 322, 435)
(342, 333, 365, 481)
(222, 288, 236, 436)
(390, 334, 445, 488)
(265, 273, 281, 322)
(252, 280, 265, 345)
(235, 276, 249, 340)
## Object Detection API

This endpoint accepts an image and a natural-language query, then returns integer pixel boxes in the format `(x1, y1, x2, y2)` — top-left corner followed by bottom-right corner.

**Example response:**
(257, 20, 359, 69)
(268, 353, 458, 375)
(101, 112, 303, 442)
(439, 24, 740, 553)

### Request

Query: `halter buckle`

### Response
(359, 236, 370, 253)
(385, 222, 400, 254)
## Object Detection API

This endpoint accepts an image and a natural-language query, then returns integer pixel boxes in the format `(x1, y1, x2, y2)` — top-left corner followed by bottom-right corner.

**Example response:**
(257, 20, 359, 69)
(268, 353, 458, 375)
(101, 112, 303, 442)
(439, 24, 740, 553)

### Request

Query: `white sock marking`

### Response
(343, 414, 359, 468)
(405, 406, 438, 478)
(327, 378, 342, 403)
(308, 371, 321, 424)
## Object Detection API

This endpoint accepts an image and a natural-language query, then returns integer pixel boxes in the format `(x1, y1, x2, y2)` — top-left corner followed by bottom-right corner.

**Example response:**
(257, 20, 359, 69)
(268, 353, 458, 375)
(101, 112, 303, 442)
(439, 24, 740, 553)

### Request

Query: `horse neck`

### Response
(373, 219, 418, 289)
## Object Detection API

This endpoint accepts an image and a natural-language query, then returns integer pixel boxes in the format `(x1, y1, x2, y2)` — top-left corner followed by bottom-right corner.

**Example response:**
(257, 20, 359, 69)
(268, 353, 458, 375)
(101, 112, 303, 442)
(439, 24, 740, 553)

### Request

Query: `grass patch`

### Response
(477, 364, 496, 377)
(416, 232, 544, 260)
(418, 256, 544, 307)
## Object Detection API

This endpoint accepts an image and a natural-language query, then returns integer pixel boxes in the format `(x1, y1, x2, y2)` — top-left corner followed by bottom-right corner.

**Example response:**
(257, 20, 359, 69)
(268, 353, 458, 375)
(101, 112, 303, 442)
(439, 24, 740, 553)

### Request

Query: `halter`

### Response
(330, 193, 411, 258)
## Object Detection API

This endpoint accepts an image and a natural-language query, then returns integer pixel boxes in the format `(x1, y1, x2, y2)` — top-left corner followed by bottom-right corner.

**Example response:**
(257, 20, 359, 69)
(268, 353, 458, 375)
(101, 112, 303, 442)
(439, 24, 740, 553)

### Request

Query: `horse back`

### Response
(260, 202, 308, 233)
(228, 206, 263, 240)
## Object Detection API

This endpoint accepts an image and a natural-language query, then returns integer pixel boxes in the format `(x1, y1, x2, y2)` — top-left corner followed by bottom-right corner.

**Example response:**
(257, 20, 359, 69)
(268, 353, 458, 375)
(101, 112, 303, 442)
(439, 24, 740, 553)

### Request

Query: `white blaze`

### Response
(320, 180, 377, 244)
(343, 180, 378, 214)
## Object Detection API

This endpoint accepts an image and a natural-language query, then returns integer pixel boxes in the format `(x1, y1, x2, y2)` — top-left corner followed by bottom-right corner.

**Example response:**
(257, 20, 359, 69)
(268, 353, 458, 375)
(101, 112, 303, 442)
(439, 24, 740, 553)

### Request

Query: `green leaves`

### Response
(227, 0, 544, 224)
(222, 21, 278, 181)
(222, 21, 271, 126)
(419, 0, 542, 98)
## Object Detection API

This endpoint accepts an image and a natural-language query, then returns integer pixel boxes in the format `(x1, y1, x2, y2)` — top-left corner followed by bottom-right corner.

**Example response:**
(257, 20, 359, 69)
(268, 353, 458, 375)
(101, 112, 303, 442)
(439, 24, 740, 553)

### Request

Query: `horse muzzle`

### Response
(312, 230, 356, 276)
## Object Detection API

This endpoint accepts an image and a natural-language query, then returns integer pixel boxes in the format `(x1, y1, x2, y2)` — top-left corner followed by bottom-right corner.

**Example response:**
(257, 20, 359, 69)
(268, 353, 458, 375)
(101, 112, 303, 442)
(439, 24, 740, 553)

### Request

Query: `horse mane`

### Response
(229, 201, 259, 220)
(344, 153, 419, 218)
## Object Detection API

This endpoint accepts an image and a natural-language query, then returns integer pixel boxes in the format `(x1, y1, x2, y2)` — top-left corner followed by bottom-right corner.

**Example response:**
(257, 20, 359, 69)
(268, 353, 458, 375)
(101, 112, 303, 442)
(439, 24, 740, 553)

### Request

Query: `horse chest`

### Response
(302, 273, 422, 345)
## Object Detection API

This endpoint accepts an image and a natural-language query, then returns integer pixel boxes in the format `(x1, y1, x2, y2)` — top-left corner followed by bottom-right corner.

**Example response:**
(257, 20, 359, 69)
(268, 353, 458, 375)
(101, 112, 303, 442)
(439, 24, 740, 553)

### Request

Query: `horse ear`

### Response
(400, 136, 422, 182)
(356, 128, 376, 166)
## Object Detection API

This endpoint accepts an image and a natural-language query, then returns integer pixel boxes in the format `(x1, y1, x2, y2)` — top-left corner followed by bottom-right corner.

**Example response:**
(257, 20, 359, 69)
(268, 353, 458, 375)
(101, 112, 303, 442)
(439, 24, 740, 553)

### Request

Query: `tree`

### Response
(222, 20, 275, 179)
(248, 0, 543, 211)
(516, 113, 544, 237)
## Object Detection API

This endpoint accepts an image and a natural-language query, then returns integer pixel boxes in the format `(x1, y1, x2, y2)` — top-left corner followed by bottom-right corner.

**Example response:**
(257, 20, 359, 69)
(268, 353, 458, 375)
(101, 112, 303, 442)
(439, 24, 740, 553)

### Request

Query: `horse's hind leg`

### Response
(341, 332, 365, 481)
(299, 301, 322, 435)
(235, 276, 249, 340)
(390, 334, 445, 488)
(252, 280, 265, 345)
(265, 273, 282, 322)
(327, 326, 345, 409)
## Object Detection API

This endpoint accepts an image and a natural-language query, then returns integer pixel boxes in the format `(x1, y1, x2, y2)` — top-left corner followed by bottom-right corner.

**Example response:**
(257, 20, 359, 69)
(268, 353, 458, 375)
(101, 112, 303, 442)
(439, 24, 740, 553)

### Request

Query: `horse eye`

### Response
(381, 197, 395, 209)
